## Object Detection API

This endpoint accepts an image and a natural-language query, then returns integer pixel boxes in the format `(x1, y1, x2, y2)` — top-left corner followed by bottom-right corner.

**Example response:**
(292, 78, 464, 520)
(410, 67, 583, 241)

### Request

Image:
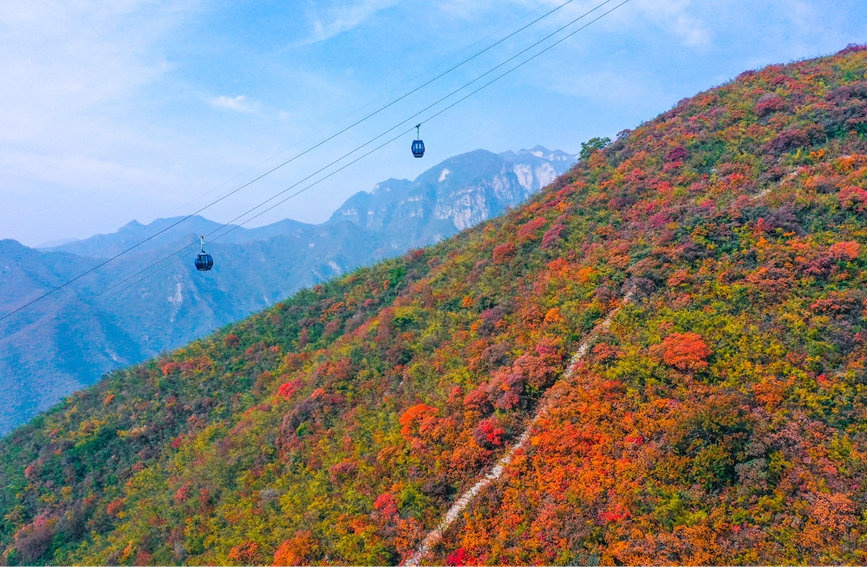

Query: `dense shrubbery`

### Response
(2, 46, 867, 565)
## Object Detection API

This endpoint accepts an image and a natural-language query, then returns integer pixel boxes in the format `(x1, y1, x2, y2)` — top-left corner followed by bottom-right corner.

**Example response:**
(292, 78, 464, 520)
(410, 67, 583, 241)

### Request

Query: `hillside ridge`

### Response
(2, 45, 867, 565)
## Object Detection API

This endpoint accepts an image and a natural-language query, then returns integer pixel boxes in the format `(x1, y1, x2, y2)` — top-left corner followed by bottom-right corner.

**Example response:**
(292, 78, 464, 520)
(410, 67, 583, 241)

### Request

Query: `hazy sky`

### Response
(1, 0, 865, 246)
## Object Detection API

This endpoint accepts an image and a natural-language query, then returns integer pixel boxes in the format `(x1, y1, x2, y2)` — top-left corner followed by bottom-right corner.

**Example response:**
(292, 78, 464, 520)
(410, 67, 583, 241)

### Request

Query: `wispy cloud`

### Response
(630, 0, 712, 47)
(303, 0, 401, 44)
(671, 14, 711, 47)
(434, 0, 712, 48)
(211, 95, 257, 113)
(0, 1, 182, 137)
(0, 0, 207, 243)
(545, 69, 667, 106)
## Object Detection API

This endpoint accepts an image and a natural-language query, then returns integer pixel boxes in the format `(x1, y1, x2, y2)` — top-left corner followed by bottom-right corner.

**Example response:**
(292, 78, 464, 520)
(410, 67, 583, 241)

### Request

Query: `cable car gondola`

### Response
(411, 124, 425, 158)
(195, 236, 214, 271)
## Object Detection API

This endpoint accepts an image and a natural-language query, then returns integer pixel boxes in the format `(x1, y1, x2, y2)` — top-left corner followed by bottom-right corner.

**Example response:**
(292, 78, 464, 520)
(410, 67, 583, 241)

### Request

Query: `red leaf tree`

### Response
(662, 332, 712, 371)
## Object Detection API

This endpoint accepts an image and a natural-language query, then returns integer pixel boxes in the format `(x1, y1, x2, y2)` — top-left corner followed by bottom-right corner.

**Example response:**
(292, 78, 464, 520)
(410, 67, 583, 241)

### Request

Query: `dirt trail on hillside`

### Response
(402, 287, 635, 566)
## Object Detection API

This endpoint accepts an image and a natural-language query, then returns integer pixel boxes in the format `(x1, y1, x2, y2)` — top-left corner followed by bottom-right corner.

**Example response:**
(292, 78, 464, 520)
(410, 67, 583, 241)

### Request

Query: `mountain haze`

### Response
(43, 217, 310, 259)
(0, 148, 575, 434)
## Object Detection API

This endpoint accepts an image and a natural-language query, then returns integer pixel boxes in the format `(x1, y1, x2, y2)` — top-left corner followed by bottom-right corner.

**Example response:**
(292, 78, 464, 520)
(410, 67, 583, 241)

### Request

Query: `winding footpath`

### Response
(402, 288, 635, 566)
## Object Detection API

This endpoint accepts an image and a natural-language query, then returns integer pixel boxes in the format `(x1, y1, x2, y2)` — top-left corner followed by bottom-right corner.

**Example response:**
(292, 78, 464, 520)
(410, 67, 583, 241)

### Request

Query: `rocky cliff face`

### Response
(501, 145, 576, 191)
(331, 147, 576, 248)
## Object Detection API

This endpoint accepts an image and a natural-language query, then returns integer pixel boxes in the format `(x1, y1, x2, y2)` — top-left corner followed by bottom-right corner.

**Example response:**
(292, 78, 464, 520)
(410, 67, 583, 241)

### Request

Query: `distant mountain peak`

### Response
(331, 147, 576, 243)
(502, 145, 577, 162)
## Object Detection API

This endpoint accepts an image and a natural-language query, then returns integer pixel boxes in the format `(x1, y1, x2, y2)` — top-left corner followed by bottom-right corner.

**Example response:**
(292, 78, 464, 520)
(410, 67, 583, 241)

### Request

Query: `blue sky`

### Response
(1, 0, 865, 246)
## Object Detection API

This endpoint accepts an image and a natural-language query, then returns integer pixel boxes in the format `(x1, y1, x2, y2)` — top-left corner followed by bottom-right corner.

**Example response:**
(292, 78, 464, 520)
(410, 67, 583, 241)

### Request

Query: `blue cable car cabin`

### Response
(411, 139, 425, 158)
(195, 252, 213, 271)
(195, 236, 214, 271)
(411, 124, 425, 158)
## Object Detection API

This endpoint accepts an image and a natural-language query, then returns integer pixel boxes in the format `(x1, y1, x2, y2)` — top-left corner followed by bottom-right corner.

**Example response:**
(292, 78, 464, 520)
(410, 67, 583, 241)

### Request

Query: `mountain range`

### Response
(0, 147, 576, 434)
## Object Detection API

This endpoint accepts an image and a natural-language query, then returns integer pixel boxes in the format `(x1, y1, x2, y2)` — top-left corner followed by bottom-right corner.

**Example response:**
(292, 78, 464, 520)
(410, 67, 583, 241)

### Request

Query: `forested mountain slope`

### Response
(2, 46, 867, 565)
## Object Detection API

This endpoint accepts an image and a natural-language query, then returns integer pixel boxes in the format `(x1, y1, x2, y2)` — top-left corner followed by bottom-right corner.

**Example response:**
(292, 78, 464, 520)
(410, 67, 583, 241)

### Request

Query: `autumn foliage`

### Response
(2, 46, 867, 566)
(662, 331, 712, 371)
(272, 531, 320, 566)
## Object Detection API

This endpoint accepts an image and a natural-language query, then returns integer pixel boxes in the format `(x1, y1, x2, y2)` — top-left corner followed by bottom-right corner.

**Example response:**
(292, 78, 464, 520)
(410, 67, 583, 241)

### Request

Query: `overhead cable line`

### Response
(0, 0, 581, 325)
(180, 0, 621, 246)
(163, 0, 562, 218)
(0, 127, 415, 346)
(209, 0, 631, 242)
(94, 0, 622, 289)
(2, 0, 631, 346)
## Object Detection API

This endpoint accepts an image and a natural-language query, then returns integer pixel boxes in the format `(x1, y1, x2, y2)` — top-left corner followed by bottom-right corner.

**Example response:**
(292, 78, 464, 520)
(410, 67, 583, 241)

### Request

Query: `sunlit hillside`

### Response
(2, 45, 867, 565)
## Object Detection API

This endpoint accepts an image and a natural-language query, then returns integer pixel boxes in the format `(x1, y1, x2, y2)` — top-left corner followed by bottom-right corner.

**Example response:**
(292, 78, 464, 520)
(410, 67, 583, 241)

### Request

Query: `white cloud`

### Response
(0, 2, 180, 139)
(619, 0, 712, 47)
(546, 69, 666, 105)
(671, 14, 711, 47)
(304, 0, 401, 44)
(211, 95, 257, 113)
(0, 0, 209, 244)
(0, 149, 181, 194)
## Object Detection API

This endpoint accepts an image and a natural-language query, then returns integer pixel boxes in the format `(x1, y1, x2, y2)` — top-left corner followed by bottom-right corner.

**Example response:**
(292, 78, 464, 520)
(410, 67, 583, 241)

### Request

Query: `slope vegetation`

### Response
(2, 47, 867, 565)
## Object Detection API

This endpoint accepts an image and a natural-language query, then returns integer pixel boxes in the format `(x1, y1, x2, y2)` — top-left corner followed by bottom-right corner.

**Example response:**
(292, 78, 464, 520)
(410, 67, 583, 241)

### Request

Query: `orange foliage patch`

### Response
(544, 308, 562, 324)
(106, 498, 124, 517)
(228, 541, 259, 564)
(492, 242, 515, 264)
(828, 240, 861, 260)
(662, 331, 712, 371)
(399, 403, 439, 440)
(160, 362, 179, 376)
(273, 531, 321, 566)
